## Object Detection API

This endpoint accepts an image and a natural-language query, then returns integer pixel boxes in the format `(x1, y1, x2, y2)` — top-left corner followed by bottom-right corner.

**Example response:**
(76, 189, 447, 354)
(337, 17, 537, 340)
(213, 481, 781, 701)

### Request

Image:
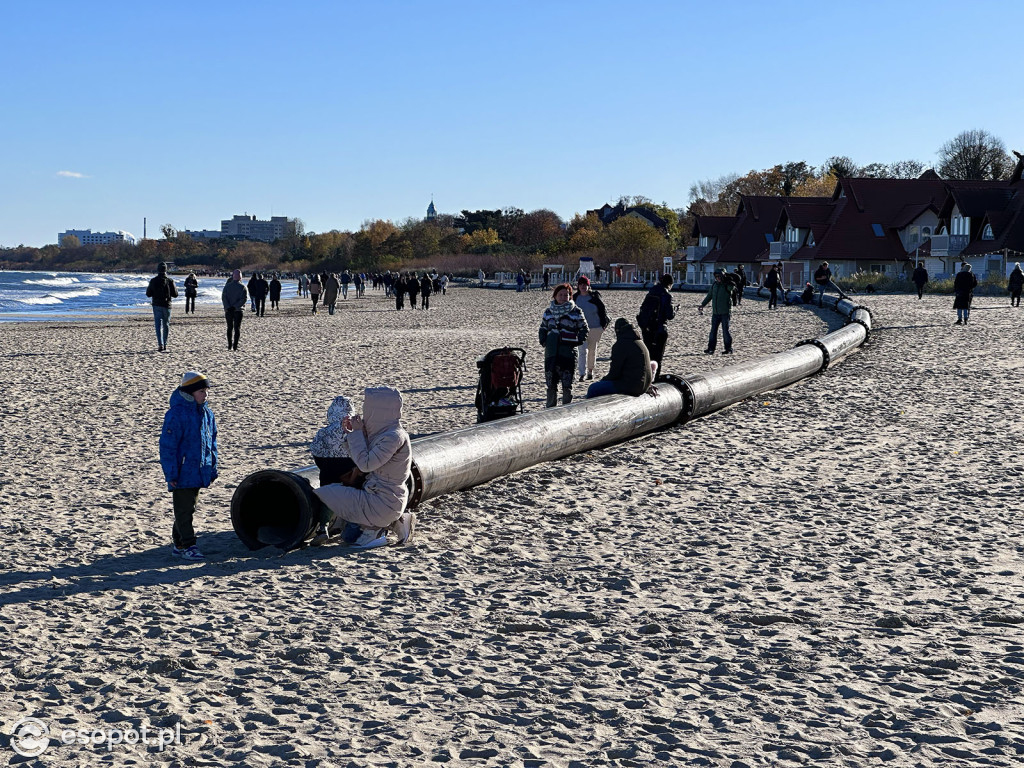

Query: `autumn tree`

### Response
(937, 129, 1012, 180)
(160, 223, 177, 240)
(821, 155, 859, 179)
(687, 174, 740, 216)
(59, 234, 81, 248)
(505, 209, 564, 248)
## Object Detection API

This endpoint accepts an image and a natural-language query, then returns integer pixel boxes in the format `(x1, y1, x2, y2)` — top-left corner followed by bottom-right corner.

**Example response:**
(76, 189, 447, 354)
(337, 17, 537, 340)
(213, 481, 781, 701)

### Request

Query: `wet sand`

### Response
(1, 285, 1022, 766)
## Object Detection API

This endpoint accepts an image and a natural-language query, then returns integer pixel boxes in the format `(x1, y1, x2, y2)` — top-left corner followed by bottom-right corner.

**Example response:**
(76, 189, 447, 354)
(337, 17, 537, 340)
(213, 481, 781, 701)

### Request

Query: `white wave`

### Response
(51, 288, 102, 300)
(18, 295, 64, 305)
(24, 277, 79, 287)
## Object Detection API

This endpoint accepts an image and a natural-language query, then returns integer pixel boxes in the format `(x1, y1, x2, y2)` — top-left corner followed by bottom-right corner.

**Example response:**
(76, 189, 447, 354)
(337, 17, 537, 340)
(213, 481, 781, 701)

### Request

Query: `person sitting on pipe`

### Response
(309, 395, 364, 545)
(585, 318, 657, 399)
(313, 386, 415, 548)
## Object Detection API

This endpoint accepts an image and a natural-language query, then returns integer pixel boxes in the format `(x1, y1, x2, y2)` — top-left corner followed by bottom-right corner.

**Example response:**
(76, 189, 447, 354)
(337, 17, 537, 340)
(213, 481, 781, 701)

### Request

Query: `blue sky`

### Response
(1, 0, 1019, 247)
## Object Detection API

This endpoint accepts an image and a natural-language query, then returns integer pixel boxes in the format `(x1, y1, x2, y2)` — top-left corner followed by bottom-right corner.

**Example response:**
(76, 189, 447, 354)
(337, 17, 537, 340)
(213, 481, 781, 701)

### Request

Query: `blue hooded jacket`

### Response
(159, 388, 218, 490)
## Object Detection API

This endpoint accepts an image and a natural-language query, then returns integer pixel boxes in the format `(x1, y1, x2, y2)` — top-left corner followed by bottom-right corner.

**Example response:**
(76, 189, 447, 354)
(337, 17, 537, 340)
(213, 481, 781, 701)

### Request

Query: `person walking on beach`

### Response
(340, 270, 351, 300)
(420, 273, 433, 310)
(159, 371, 218, 561)
(314, 386, 416, 548)
(407, 273, 420, 309)
(145, 262, 178, 353)
(912, 261, 928, 300)
(183, 271, 199, 314)
(323, 273, 340, 315)
(251, 272, 269, 317)
(309, 274, 322, 314)
(954, 262, 977, 325)
(1009, 263, 1024, 307)
(814, 261, 849, 305)
(394, 274, 406, 310)
(700, 269, 735, 355)
(636, 273, 675, 373)
(268, 274, 282, 310)
(733, 265, 748, 306)
(573, 275, 609, 381)
(246, 273, 259, 313)
(221, 269, 247, 351)
(299, 273, 309, 297)
(763, 264, 782, 309)
(539, 283, 589, 407)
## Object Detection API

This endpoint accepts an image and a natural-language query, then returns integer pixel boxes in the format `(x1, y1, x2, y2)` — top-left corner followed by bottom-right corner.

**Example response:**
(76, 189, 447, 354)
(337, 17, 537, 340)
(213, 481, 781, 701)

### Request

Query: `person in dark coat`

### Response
(1008, 263, 1024, 307)
(268, 274, 282, 310)
(636, 274, 675, 372)
(763, 264, 782, 310)
(183, 272, 199, 314)
(394, 275, 406, 310)
(586, 319, 654, 398)
(251, 272, 269, 316)
(911, 261, 928, 299)
(407, 273, 420, 309)
(953, 263, 978, 324)
(420, 274, 433, 310)
(732, 265, 748, 306)
(323, 273, 340, 315)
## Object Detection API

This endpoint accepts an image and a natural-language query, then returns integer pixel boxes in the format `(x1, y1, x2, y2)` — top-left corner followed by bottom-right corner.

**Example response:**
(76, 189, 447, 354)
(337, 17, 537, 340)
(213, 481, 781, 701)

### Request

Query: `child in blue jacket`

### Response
(159, 371, 218, 561)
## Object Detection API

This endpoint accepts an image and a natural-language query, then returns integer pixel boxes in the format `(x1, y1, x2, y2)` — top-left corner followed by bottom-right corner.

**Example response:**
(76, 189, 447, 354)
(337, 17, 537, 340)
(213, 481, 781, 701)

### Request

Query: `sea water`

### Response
(0, 270, 234, 321)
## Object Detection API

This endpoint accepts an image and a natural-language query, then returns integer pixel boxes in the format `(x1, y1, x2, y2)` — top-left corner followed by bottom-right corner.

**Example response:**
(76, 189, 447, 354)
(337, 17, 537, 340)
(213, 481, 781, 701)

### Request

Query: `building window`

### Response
(871, 224, 885, 237)
(982, 224, 994, 240)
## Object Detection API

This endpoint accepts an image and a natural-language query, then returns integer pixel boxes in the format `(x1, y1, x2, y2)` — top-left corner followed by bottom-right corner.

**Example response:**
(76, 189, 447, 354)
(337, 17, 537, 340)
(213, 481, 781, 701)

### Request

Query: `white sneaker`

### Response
(350, 528, 387, 549)
(391, 511, 416, 545)
(178, 545, 205, 561)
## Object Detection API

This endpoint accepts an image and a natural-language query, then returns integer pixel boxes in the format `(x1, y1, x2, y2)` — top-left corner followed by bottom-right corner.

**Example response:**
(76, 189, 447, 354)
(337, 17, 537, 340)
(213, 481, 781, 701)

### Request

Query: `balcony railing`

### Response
(686, 245, 709, 261)
(768, 241, 800, 259)
(929, 234, 969, 255)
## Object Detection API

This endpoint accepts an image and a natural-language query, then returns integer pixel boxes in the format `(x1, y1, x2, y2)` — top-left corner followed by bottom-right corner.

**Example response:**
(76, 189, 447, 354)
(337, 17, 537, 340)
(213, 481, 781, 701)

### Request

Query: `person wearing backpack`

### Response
(636, 273, 675, 372)
(145, 262, 179, 352)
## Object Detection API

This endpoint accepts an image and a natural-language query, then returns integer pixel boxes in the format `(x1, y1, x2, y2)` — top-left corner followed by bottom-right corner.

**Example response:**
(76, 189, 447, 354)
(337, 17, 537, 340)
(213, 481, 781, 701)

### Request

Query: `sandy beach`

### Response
(1, 283, 1022, 766)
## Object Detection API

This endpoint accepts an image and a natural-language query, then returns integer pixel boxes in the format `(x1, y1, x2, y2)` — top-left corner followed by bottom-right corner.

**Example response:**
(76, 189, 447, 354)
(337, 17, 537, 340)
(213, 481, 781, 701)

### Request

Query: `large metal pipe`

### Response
(230, 297, 872, 549)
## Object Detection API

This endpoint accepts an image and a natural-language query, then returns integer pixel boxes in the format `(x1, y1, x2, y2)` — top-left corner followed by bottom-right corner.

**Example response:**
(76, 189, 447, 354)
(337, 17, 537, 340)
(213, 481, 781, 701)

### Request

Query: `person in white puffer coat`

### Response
(313, 386, 415, 548)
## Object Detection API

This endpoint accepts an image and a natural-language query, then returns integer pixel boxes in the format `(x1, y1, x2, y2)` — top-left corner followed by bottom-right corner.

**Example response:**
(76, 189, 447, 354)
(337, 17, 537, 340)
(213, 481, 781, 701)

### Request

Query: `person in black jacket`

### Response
(636, 274, 675, 372)
(251, 273, 269, 316)
(420, 274, 433, 310)
(911, 261, 928, 300)
(394, 275, 406, 310)
(145, 262, 178, 352)
(268, 274, 282, 310)
(762, 264, 782, 309)
(1008, 263, 1023, 307)
(183, 272, 199, 314)
(953, 263, 978, 324)
(732, 265, 748, 306)
(407, 273, 420, 309)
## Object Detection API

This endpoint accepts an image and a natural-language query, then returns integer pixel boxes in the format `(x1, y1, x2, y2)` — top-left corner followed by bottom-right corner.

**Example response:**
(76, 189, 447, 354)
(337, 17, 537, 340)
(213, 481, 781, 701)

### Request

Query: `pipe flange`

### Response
(795, 338, 830, 372)
(407, 464, 424, 508)
(657, 373, 693, 423)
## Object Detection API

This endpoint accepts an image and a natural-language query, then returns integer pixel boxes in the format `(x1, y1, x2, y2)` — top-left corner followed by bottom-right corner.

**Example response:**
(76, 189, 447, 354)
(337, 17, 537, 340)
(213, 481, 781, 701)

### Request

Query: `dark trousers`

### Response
(768, 287, 778, 309)
(172, 487, 200, 549)
(422, 294, 430, 310)
(1012, 290, 1021, 307)
(254, 297, 266, 316)
(641, 326, 668, 370)
(545, 366, 575, 407)
(915, 284, 925, 299)
(185, 295, 196, 313)
(396, 293, 404, 310)
(225, 308, 243, 349)
(707, 313, 732, 353)
(409, 293, 418, 308)
(311, 295, 320, 313)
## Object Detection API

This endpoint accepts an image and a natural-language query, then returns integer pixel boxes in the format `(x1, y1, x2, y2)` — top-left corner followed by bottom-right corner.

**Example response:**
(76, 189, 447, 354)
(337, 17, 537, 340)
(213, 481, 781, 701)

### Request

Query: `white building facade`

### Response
(58, 229, 137, 246)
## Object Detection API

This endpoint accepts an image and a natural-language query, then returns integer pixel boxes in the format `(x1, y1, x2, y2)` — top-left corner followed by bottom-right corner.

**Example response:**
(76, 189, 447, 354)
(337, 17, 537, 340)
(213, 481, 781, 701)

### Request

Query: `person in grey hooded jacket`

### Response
(314, 386, 415, 547)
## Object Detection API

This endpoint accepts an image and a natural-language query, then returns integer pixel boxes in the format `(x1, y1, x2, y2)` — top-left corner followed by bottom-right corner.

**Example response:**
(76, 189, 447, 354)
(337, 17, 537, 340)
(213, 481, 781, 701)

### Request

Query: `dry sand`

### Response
(1, 284, 1022, 766)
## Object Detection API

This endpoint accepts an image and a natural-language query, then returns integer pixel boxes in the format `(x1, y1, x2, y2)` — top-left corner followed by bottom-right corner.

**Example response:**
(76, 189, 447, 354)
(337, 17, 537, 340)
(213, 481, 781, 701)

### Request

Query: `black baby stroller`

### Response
(475, 347, 526, 422)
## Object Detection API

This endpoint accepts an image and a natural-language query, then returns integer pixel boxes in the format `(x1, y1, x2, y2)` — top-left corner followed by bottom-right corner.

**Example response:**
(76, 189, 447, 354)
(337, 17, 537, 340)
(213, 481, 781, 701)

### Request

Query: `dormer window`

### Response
(871, 224, 885, 237)
(982, 224, 994, 240)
